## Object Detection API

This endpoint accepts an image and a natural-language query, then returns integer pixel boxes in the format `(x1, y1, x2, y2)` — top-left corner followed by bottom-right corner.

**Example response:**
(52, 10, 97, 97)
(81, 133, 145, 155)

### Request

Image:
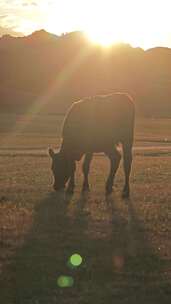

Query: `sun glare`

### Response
(86, 29, 120, 47)
(19, 0, 171, 50)
(81, 0, 170, 49)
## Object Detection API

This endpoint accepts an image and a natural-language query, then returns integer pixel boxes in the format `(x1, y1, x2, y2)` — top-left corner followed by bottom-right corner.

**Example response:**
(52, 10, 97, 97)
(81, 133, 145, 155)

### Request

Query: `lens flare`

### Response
(57, 275, 74, 288)
(69, 253, 83, 267)
(113, 255, 125, 272)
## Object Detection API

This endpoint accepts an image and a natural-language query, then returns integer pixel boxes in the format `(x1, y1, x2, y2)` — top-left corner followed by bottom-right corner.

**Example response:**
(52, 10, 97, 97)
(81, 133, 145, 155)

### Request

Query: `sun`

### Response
(83, 3, 124, 47)
(45, 0, 171, 50)
(85, 28, 121, 47)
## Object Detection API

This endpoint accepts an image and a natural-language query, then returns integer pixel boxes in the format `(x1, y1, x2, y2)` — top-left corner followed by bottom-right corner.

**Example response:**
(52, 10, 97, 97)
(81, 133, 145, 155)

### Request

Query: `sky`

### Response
(0, 0, 171, 49)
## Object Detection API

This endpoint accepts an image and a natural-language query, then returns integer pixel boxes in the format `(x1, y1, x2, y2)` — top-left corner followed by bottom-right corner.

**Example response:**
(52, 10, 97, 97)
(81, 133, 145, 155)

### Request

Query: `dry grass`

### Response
(0, 114, 170, 150)
(0, 115, 171, 303)
(0, 151, 171, 303)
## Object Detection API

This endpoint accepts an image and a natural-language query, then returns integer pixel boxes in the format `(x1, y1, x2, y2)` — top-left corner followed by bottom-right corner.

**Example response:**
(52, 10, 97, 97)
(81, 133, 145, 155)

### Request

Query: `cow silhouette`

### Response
(49, 93, 135, 198)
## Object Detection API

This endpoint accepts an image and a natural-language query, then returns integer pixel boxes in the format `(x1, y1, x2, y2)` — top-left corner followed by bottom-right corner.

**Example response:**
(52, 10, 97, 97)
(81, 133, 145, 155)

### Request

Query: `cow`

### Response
(49, 93, 135, 198)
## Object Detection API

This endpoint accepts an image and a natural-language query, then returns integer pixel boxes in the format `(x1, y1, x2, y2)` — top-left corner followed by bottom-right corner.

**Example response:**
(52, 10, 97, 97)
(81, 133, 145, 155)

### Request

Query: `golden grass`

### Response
(0, 115, 171, 303)
(0, 152, 171, 303)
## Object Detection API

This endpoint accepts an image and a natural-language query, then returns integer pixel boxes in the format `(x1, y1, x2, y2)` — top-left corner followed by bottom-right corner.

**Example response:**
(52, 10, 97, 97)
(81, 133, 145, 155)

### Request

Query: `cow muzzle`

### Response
(53, 184, 65, 191)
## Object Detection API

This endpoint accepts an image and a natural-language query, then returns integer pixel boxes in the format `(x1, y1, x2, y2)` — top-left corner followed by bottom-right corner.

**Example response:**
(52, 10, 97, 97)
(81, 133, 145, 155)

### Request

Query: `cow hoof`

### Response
(105, 187, 113, 196)
(122, 191, 130, 199)
(66, 187, 74, 195)
(82, 186, 90, 193)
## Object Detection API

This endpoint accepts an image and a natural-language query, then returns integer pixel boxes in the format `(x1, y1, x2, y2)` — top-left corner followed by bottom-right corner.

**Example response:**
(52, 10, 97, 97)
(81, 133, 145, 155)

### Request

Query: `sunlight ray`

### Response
(1, 45, 93, 149)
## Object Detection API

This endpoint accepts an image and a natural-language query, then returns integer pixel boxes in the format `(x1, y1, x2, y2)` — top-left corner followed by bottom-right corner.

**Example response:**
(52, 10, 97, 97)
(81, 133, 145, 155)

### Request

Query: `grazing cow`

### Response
(49, 93, 135, 198)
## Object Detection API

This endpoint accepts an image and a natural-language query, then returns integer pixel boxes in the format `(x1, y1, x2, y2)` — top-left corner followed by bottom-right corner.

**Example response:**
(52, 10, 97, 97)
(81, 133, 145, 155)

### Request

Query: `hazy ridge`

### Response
(0, 30, 171, 116)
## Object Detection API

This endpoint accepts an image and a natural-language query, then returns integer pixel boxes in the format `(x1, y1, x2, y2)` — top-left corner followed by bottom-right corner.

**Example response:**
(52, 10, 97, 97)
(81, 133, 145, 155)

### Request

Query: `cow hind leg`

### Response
(122, 142, 133, 198)
(66, 161, 76, 194)
(82, 153, 93, 192)
(105, 148, 121, 195)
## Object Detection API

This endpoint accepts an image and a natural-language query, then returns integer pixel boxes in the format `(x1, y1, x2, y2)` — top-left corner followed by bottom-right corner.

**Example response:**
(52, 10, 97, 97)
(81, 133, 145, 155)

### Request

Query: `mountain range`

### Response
(0, 30, 171, 116)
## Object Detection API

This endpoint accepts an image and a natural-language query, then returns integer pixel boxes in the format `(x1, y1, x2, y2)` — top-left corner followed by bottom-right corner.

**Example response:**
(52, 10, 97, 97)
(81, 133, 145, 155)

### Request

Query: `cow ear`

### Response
(48, 148, 55, 159)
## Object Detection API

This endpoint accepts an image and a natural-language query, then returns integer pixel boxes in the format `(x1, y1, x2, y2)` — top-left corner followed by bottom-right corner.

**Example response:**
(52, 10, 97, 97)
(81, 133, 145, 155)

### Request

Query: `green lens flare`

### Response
(57, 276, 74, 288)
(69, 254, 83, 267)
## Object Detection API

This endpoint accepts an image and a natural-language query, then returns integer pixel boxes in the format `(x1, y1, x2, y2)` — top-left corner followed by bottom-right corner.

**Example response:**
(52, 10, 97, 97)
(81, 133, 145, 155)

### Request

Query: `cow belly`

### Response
(77, 135, 119, 153)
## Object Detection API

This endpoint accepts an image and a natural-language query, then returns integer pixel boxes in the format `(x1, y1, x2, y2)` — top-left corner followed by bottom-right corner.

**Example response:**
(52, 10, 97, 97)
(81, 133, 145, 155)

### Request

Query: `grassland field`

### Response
(0, 113, 171, 304)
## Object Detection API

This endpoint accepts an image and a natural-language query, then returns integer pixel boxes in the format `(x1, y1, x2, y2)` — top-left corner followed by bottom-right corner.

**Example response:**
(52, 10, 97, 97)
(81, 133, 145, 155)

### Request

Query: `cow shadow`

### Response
(0, 191, 90, 303)
(0, 192, 171, 304)
(105, 196, 171, 303)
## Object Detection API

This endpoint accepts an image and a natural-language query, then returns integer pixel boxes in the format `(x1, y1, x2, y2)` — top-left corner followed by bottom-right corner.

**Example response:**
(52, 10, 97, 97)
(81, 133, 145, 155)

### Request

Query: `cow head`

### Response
(49, 148, 71, 191)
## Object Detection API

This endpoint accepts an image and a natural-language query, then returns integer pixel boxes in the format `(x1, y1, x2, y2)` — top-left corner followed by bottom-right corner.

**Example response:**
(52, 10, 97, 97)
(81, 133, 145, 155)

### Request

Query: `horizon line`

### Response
(0, 28, 171, 52)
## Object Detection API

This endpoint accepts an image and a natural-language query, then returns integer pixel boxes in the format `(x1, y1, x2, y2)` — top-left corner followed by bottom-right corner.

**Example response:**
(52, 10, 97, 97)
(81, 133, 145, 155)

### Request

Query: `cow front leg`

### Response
(122, 142, 133, 198)
(66, 161, 76, 194)
(82, 153, 93, 192)
(105, 148, 121, 195)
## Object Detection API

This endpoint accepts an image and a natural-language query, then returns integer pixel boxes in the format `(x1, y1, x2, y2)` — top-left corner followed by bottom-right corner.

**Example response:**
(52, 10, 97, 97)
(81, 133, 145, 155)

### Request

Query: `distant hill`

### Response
(0, 30, 171, 116)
